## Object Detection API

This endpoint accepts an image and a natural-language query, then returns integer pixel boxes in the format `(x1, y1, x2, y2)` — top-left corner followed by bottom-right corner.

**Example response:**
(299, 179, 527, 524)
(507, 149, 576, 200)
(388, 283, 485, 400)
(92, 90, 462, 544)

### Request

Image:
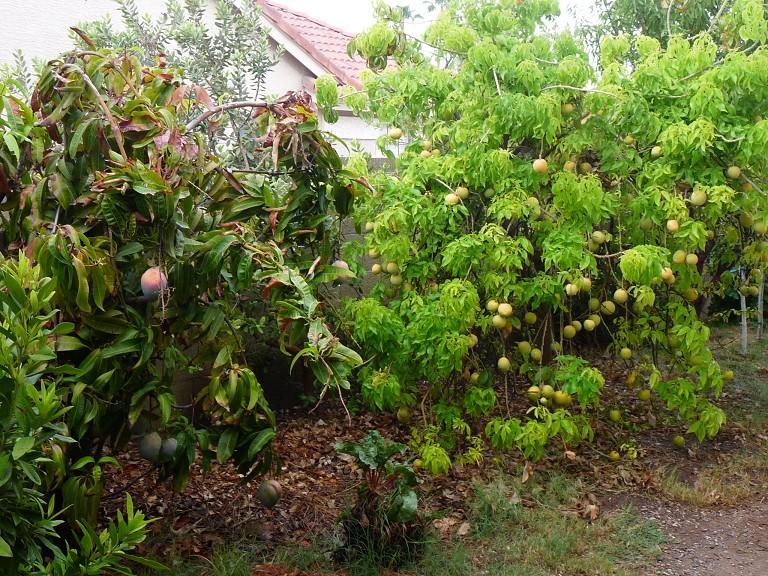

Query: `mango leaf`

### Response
(216, 428, 238, 464)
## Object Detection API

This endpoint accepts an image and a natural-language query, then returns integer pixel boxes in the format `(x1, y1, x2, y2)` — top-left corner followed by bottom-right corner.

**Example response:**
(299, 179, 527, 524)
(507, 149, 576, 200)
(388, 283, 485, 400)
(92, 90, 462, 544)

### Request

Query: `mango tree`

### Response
(326, 0, 768, 471)
(0, 46, 359, 563)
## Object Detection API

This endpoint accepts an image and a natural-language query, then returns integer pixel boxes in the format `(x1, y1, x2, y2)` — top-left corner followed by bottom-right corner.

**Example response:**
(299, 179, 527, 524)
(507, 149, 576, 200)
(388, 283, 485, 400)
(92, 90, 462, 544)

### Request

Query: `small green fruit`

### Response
(139, 431, 162, 462)
(397, 407, 411, 423)
(672, 435, 686, 448)
(258, 479, 283, 509)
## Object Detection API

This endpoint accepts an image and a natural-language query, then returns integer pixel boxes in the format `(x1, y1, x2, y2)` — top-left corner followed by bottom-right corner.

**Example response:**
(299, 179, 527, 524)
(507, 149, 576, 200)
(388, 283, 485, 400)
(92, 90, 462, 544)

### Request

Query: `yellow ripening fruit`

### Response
(613, 289, 629, 304)
(390, 274, 403, 286)
(672, 435, 686, 448)
(422, 139, 432, 152)
(651, 145, 662, 158)
(563, 325, 577, 339)
(445, 193, 459, 206)
(588, 298, 601, 312)
(498, 303, 513, 318)
(526, 386, 541, 402)
(369, 247, 380, 259)
(600, 300, 616, 315)
(578, 277, 592, 291)
(397, 407, 411, 423)
(565, 283, 580, 296)
(492, 314, 507, 329)
(420, 149, 432, 158)
(609, 409, 621, 423)
(686, 253, 699, 266)
(371, 263, 382, 274)
(553, 390, 572, 407)
(518, 341, 532, 355)
(661, 267, 675, 283)
(579, 161, 592, 174)
(740, 212, 755, 228)
(571, 320, 582, 331)
(639, 218, 654, 231)
(609, 450, 621, 461)
(727, 165, 741, 179)
(561, 102, 574, 116)
(365, 221, 375, 232)
(690, 189, 707, 206)
(753, 221, 768, 235)
(524, 312, 537, 325)
(591, 230, 606, 245)
(541, 384, 556, 399)
(530, 348, 543, 361)
(588, 314, 601, 326)
(497, 356, 511, 371)
(672, 250, 687, 265)
(666, 219, 679, 233)
(683, 288, 698, 301)
(623, 134, 635, 145)
(468, 333, 479, 348)
(487, 299, 500, 313)
(637, 389, 651, 401)
(388, 127, 403, 140)
(620, 347, 632, 360)
(723, 369, 734, 380)
(564, 160, 576, 172)
(385, 262, 399, 274)
(533, 158, 548, 173)
(456, 186, 470, 199)
(583, 319, 596, 331)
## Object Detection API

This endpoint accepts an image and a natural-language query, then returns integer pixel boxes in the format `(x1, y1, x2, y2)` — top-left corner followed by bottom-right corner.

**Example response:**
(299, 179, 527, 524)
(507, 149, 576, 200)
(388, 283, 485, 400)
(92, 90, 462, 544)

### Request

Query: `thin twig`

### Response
(492, 67, 502, 97)
(186, 100, 268, 131)
(707, 0, 731, 37)
(542, 85, 619, 97)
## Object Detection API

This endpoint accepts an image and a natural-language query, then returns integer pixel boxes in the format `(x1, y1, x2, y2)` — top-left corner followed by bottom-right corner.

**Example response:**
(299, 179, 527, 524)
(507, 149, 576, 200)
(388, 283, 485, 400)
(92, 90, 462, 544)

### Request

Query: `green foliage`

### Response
(341, 0, 768, 465)
(335, 431, 425, 568)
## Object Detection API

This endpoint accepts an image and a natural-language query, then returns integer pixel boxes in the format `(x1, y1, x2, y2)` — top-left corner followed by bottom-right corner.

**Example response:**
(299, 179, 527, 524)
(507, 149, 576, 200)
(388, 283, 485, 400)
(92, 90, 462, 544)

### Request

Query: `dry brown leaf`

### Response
(522, 461, 534, 484)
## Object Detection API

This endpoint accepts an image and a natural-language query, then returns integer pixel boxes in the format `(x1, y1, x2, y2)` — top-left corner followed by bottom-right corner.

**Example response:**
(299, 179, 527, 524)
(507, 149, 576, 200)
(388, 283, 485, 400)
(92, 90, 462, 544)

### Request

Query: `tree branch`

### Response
(186, 100, 269, 131)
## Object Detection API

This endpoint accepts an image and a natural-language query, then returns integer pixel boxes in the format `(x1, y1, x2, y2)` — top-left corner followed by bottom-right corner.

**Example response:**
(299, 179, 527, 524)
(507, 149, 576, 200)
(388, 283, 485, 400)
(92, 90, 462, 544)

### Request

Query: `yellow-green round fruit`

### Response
(388, 127, 403, 140)
(727, 165, 742, 179)
(497, 356, 512, 371)
(706, 229, 715, 240)
(390, 274, 403, 286)
(369, 247, 380, 259)
(750, 286, 759, 296)
(445, 193, 460, 206)
(365, 221, 375, 232)
(601, 301, 616, 315)
(740, 213, 755, 228)
(651, 145, 662, 158)
(609, 450, 621, 461)
(620, 347, 632, 360)
(583, 319, 596, 331)
(498, 303, 513, 318)
(468, 333, 479, 348)
(486, 299, 500, 313)
(588, 298, 601, 312)
(667, 334, 679, 348)
(524, 312, 537, 325)
(385, 262, 399, 275)
(613, 289, 629, 304)
(753, 222, 768, 235)
(666, 219, 679, 234)
(623, 134, 635, 145)
(662, 267, 675, 283)
(553, 390, 572, 407)
(685, 253, 698, 266)
(564, 160, 576, 172)
(420, 149, 432, 158)
(484, 188, 495, 198)
(526, 386, 542, 402)
(456, 186, 470, 200)
(578, 277, 592, 291)
(541, 384, 556, 399)
(672, 250, 687, 265)
(579, 162, 592, 174)
(565, 283, 580, 296)
(690, 189, 708, 206)
(397, 407, 411, 423)
(561, 102, 574, 116)
(609, 409, 621, 423)
(588, 314, 602, 327)
(258, 479, 283, 509)
(740, 285, 751, 297)
(723, 369, 734, 380)
(371, 263, 382, 274)
(533, 158, 548, 174)
(591, 230, 606, 245)
(518, 341, 532, 355)
(683, 288, 698, 301)
(492, 314, 507, 329)
(571, 320, 583, 332)
(413, 458, 423, 468)
(471, 372, 480, 382)
(637, 389, 651, 402)
(726, 227, 739, 244)
(672, 435, 686, 449)
(530, 348, 543, 361)
(639, 218, 654, 231)
(563, 325, 577, 339)
(526, 196, 540, 207)
(422, 139, 433, 152)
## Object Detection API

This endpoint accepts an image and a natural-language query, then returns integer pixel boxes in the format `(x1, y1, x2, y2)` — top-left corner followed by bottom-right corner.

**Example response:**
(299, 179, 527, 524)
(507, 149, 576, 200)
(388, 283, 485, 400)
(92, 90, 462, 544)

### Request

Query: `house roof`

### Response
(256, 0, 367, 90)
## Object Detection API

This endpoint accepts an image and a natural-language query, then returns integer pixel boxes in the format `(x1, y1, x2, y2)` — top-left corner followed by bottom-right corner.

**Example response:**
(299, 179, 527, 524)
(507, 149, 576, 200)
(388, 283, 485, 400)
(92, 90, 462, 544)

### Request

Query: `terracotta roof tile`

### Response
(256, 0, 368, 89)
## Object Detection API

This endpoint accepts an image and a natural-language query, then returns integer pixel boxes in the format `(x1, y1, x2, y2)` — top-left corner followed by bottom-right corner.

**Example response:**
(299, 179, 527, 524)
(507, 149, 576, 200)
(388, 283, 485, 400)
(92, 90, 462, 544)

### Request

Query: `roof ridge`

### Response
(258, 0, 358, 39)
